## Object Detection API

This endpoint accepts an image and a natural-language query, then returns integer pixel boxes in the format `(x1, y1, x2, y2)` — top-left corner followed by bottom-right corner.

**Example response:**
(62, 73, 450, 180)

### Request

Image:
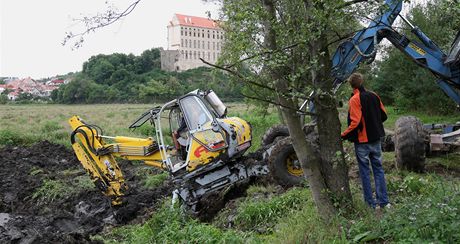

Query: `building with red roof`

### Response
(161, 13, 225, 71)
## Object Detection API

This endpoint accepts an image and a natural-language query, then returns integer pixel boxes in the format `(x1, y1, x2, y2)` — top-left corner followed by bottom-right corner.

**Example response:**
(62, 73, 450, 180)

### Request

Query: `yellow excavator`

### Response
(69, 90, 300, 213)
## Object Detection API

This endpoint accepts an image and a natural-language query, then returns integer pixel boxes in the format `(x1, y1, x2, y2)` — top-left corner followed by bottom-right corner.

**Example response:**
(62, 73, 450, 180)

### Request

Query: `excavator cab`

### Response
(128, 89, 250, 175)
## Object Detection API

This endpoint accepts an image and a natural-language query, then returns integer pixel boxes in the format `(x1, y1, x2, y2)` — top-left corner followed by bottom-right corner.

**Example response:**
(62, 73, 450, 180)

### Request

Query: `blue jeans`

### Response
(354, 141, 389, 208)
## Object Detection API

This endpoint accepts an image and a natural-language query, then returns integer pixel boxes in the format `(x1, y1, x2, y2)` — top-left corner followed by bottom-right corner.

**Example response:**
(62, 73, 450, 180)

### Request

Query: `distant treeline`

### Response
(51, 48, 243, 104)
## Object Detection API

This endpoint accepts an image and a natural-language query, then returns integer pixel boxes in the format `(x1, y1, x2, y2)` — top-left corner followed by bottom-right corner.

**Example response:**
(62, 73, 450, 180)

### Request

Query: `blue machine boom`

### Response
(331, 0, 460, 104)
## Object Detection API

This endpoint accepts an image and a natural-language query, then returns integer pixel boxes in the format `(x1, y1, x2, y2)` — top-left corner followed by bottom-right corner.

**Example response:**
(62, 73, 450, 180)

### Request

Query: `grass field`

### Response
(2, 103, 460, 148)
(0, 103, 279, 149)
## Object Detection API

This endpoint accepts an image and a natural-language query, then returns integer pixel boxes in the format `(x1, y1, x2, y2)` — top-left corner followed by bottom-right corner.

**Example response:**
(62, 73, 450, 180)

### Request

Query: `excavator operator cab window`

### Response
(179, 95, 227, 153)
(180, 96, 213, 132)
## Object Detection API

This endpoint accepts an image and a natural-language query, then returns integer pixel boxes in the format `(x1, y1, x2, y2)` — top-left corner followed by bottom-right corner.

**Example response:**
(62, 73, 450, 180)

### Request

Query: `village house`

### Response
(3, 77, 65, 100)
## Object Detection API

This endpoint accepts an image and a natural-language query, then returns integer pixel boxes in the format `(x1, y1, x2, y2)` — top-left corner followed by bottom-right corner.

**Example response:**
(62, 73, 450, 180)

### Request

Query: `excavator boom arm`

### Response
(330, 0, 460, 104)
(69, 116, 165, 205)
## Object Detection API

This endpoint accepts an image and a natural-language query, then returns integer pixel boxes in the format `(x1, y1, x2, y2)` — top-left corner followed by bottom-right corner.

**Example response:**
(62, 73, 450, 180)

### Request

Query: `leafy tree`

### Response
(52, 49, 240, 104)
(0, 94, 8, 104)
(217, 0, 380, 218)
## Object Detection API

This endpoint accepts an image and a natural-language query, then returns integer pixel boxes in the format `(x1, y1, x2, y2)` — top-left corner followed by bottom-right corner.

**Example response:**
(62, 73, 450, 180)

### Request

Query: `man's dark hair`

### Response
(348, 73, 364, 89)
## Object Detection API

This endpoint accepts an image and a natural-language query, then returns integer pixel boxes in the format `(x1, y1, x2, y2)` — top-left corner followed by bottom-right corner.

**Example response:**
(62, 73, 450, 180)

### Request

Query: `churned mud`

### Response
(0, 141, 174, 243)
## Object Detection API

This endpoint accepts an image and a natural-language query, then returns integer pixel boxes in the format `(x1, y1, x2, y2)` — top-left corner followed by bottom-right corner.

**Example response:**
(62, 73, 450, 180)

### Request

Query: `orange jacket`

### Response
(341, 86, 387, 143)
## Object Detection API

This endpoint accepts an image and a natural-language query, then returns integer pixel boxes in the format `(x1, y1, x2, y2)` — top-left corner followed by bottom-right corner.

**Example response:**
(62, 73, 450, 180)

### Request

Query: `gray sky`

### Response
(0, 0, 220, 79)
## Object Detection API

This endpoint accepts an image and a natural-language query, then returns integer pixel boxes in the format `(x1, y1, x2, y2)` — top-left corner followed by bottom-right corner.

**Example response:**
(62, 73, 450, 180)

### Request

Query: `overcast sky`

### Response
(0, 0, 220, 79)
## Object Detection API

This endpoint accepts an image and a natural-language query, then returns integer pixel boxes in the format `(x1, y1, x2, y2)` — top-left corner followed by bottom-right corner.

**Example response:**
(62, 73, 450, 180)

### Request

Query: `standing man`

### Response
(341, 73, 390, 209)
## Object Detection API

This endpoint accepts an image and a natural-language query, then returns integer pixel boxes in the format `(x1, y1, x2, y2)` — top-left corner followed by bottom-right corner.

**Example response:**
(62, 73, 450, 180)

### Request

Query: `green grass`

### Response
(0, 104, 154, 147)
(32, 175, 94, 205)
(96, 201, 257, 244)
(0, 103, 278, 152)
(383, 106, 460, 131)
(143, 172, 169, 189)
(32, 179, 70, 204)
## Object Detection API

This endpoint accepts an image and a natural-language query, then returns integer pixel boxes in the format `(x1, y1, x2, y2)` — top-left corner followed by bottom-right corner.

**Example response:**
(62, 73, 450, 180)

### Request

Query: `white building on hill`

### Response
(161, 14, 225, 72)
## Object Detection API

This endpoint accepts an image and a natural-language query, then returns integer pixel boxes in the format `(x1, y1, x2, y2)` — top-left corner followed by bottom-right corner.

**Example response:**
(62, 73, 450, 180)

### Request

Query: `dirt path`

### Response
(0, 141, 174, 243)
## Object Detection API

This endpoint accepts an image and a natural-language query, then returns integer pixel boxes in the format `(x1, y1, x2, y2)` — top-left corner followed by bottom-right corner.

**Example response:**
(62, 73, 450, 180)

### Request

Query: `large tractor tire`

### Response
(394, 116, 428, 172)
(268, 137, 304, 187)
(261, 124, 290, 147)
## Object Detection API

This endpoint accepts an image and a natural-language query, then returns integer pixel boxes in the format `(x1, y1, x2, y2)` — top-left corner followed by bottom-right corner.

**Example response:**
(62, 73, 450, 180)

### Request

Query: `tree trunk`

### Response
(310, 36, 352, 208)
(261, 0, 337, 219)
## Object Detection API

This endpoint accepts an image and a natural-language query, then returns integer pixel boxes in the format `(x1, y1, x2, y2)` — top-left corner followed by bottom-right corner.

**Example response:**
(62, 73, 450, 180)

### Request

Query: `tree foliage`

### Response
(52, 48, 242, 104)
(370, 0, 460, 114)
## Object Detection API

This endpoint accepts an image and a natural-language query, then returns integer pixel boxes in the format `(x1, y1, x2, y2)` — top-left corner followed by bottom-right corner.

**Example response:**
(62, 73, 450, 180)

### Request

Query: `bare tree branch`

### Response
(225, 43, 299, 69)
(340, 0, 371, 8)
(62, 0, 142, 49)
(199, 58, 276, 91)
(242, 93, 316, 115)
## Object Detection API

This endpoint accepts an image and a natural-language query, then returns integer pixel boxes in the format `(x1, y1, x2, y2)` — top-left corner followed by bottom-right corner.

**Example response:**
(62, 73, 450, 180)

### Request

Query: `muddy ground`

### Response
(0, 141, 174, 244)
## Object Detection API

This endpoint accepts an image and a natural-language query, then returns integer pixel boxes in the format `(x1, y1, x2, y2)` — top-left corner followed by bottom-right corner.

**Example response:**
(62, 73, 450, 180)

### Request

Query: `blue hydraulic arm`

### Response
(330, 0, 460, 104)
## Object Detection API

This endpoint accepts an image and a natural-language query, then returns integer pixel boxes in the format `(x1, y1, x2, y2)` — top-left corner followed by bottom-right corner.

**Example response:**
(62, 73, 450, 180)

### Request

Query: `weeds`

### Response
(348, 173, 460, 243)
(98, 201, 255, 244)
(32, 176, 94, 205)
(143, 172, 169, 189)
(232, 187, 310, 232)
(32, 179, 69, 204)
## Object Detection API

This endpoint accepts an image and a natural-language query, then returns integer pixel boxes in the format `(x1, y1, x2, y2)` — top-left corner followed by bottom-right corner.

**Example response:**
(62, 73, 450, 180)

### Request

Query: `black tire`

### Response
(268, 137, 304, 187)
(394, 116, 428, 172)
(261, 124, 290, 147)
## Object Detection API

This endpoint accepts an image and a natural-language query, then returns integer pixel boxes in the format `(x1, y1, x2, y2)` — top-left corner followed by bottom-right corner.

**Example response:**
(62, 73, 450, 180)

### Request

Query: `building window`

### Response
(184, 29, 187, 36)
(185, 39, 188, 48)
(189, 39, 192, 47)
(202, 41, 205, 49)
(193, 28, 196, 37)
(217, 42, 219, 50)
(208, 52, 210, 60)
(213, 52, 216, 61)
(207, 30, 210, 38)
(185, 51, 188, 59)
(181, 39, 184, 47)
(208, 41, 210, 49)
(181, 27, 183, 36)
(197, 41, 200, 49)
(193, 40, 196, 48)
(181, 50, 184, 58)
(198, 52, 201, 59)
(193, 51, 197, 59)
(202, 51, 205, 58)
